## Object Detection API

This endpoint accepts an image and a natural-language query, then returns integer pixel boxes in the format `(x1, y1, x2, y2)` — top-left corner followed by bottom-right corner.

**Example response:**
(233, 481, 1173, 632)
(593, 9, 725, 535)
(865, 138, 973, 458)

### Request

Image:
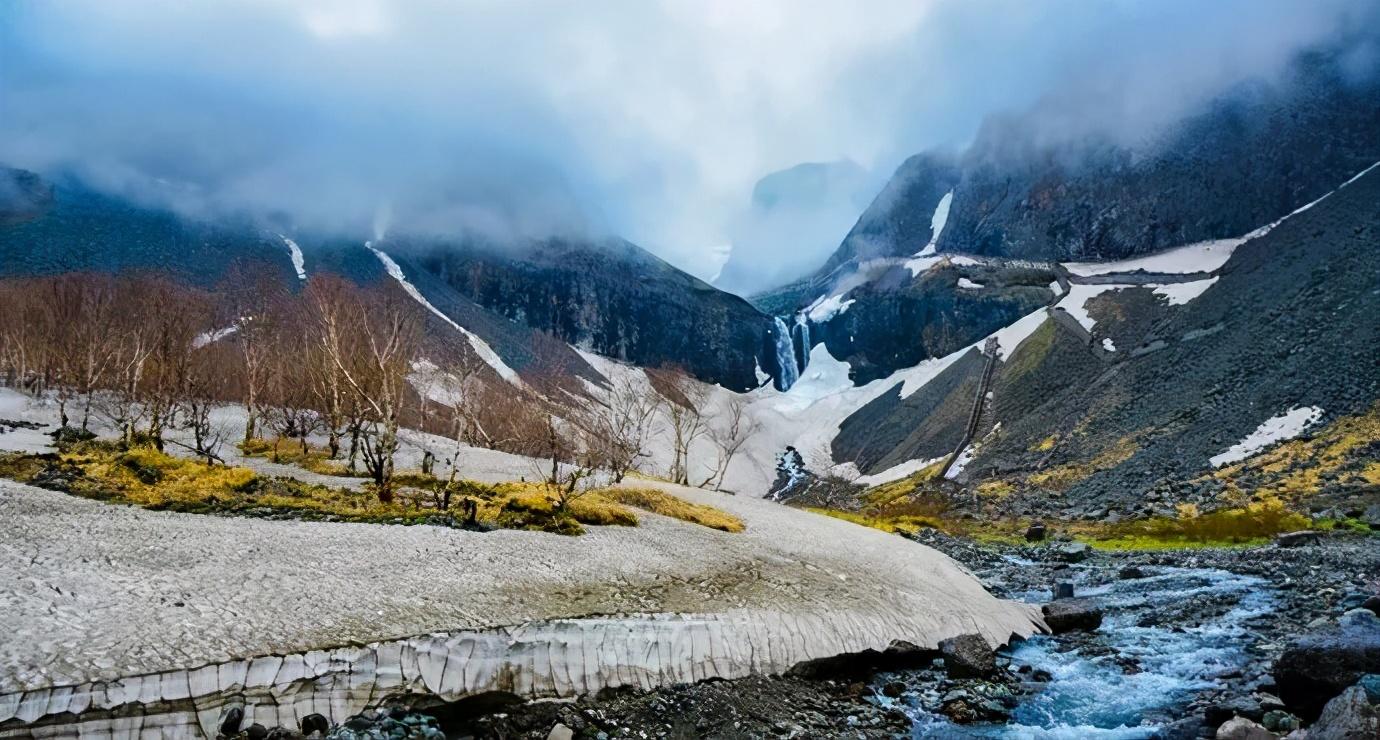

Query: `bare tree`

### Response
(312, 275, 420, 501)
(531, 412, 598, 512)
(45, 275, 120, 430)
(222, 263, 287, 445)
(656, 369, 708, 486)
(174, 343, 234, 465)
(582, 374, 660, 483)
(699, 396, 759, 491)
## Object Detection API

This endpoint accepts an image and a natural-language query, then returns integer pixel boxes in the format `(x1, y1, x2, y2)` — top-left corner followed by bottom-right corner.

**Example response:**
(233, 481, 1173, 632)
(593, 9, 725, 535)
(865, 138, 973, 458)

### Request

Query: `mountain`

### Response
(0, 171, 784, 393)
(755, 42, 1380, 517)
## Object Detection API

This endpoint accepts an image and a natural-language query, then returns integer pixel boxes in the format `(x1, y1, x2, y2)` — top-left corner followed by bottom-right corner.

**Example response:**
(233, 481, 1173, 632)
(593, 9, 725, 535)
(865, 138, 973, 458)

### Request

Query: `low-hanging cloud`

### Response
(1, 0, 1373, 283)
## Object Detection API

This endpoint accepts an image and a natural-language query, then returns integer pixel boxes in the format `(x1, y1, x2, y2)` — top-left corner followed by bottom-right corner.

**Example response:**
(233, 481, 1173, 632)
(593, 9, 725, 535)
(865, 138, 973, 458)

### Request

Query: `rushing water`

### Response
(901, 565, 1274, 738)
(773, 316, 800, 390)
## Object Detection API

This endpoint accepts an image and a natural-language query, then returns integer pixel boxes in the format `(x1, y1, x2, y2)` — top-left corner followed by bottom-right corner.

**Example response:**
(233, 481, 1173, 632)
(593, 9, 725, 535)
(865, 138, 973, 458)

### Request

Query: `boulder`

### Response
(1025, 523, 1048, 542)
(1206, 697, 1264, 726)
(1041, 599, 1104, 634)
(1054, 581, 1075, 600)
(1274, 531, 1321, 548)
(300, 713, 330, 736)
(1361, 504, 1380, 529)
(1050, 541, 1092, 563)
(1260, 710, 1300, 733)
(547, 724, 576, 740)
(1360, 596, 1380, 616)
(1119, 566, 1147, 580)
(1305, 685, 1379, 739)
(938, 633, 997, 678)
(1214, 717, 1276, 740)
(1274, 618, 1380, 720)
(219, 706, 244, 737)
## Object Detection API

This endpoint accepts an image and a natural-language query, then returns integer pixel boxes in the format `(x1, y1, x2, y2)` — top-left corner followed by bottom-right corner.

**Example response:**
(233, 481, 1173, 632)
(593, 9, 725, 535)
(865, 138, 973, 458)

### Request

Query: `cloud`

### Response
(0, 0, 1373, 282)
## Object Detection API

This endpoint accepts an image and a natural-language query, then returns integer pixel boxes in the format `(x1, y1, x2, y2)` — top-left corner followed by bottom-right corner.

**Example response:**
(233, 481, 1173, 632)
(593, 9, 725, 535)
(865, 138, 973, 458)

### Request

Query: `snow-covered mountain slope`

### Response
(813, 157, 1380, 513)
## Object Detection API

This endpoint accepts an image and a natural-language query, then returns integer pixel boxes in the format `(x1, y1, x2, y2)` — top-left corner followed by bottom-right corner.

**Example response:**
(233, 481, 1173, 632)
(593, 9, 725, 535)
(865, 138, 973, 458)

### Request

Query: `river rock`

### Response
(1274, 531, 1321, 548)
(1053, 581, 1075, 599)
(1362, 596, 1380, 616)
(220, 706, 245, 736)
(1304, 685, 1379, 739)
(547, 723, 575, 740)
(1118, 566, 1146, 580)
(1041, 599, 1103, 634)
(1274, 617, 1380, 720)
(1207, 696, 1264, 725)
(1261, 710, 1300, 733)
(1214, 717, 1276, 740)
(938, 633, 996, 678)
(301, 713, 330, 736)
(1360, 674, 1380, 703)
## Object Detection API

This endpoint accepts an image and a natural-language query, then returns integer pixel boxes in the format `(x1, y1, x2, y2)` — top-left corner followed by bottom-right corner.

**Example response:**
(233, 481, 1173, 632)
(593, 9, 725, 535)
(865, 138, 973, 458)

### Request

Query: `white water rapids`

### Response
(899, 565, 1274, 738)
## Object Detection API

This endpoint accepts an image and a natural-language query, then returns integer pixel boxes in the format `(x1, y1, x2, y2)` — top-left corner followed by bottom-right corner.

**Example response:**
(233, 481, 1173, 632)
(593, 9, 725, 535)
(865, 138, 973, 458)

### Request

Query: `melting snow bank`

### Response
(367, 243, 522, 386)
(1209, 406, 1324, 467)
(0, 476, 1042, 737)
(0, 607, 1039, 739)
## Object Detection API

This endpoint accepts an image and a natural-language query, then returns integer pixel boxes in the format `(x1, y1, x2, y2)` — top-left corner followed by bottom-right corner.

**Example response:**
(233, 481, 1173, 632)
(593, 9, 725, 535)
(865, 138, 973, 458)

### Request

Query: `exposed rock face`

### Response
(1305, 685, 1380, 739)
(813, 263, 1053, 384)
(417, 237, 775, 392)
(821, 47, 1380, 267)
(1274, 615, 1380, 720)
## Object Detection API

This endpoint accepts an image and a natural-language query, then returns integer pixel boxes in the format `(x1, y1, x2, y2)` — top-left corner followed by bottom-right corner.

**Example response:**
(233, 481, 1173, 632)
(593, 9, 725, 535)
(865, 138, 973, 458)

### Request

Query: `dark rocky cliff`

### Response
(416, 237, 777, 392)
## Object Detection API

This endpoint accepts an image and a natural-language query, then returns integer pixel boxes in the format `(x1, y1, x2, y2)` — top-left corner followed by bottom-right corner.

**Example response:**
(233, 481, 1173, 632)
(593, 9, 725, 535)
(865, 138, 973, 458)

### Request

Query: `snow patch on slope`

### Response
(944, 445, 976, 480)
(1056, 284, 1134, 332)
(193, 326, 238, 349)
(367, 243, 522, 386)
(806, 294, 856, 322)
(852, 456, 945, 487)
(914, 190, 953, 257)
(278, 235, 308, 280)
(1063, 238, 1243, 277)
(1153, 277, 1219, 305)
(1210, 406, 1324, 467)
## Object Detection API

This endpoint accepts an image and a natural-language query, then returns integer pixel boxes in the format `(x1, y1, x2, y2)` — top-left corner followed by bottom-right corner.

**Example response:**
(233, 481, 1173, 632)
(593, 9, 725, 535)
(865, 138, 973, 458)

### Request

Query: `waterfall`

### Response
(772, 317, 799, 391)
(793, 313, 810, 373)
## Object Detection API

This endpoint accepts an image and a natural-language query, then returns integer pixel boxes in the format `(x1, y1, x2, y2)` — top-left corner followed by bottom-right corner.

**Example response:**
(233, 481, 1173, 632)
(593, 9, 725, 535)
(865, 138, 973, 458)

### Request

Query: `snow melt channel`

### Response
(277, 235, 308, 280)
(367, 243, 522, 385)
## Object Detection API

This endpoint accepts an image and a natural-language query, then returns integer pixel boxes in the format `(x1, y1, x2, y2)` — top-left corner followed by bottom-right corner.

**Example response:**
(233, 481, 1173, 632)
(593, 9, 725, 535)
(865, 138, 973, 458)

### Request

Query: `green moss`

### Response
(1002, 319, 1056, 381)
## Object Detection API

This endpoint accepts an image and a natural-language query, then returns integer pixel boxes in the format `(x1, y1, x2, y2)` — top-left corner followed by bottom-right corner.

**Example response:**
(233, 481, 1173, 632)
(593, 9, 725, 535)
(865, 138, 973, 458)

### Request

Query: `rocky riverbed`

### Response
(350, 529, 1379, 740)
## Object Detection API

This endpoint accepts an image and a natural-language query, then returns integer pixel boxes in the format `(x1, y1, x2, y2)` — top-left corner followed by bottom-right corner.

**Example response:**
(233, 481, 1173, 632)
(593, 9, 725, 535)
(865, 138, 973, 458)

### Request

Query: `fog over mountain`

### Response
(1, 0, 1374, 284)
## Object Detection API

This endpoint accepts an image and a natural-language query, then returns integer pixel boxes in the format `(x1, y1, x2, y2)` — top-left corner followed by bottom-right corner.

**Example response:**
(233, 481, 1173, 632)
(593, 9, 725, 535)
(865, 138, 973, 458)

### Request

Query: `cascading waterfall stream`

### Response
(772, 316, 800, 390)
(793, 313, 811, 373)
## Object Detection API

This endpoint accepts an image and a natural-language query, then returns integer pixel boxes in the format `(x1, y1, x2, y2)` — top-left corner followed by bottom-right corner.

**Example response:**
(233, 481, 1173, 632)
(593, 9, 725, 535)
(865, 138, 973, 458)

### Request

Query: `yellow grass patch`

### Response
(594, 487, 745, 532)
